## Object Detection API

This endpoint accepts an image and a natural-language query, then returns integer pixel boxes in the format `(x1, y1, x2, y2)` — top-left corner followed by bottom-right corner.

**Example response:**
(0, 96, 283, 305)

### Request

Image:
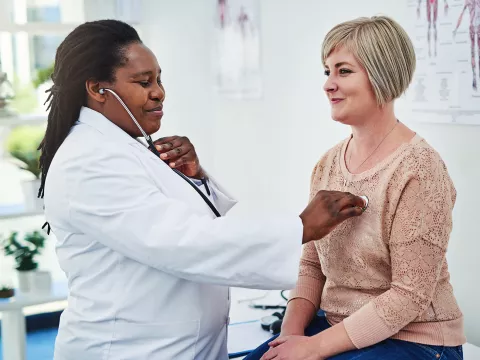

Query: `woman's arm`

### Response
(281, 162, 328, 335)
(314, 154, 456, 356)
(281, 271, 322, 335)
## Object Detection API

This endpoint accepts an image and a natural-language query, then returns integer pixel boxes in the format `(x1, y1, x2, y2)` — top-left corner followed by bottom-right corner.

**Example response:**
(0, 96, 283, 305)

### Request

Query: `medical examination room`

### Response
(0, 0, 479, 359)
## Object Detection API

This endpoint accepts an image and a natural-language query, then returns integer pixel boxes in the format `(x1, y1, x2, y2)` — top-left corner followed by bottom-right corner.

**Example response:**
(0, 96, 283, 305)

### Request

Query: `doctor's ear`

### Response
(86, 80, 107, 103)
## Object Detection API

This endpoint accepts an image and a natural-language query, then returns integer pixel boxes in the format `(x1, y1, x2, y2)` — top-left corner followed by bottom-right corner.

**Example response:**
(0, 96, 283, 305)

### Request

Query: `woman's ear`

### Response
(85, 79, 106, 103)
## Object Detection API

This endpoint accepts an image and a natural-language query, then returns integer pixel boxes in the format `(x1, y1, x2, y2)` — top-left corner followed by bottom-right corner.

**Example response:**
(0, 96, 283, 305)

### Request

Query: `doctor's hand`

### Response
(154, 136, 204, 178)
(300, 190, 365, 244)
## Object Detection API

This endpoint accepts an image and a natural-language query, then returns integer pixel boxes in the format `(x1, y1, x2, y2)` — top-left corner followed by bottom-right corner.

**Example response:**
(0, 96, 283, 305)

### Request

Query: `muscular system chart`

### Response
(405, 0, 480, 124)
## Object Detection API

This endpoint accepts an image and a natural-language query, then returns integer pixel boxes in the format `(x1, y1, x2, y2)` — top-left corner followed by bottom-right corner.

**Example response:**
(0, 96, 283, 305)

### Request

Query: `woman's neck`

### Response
(350, 106, 398, 154)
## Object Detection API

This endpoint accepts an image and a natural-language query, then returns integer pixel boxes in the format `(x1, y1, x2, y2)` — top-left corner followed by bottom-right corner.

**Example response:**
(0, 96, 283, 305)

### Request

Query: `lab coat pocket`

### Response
(107, 319, 200, 360)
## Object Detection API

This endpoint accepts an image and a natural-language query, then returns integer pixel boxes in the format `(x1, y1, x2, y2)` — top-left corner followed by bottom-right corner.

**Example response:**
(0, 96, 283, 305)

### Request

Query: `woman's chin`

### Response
(331, 111, 355, 125)
(331, 113, 347, 124)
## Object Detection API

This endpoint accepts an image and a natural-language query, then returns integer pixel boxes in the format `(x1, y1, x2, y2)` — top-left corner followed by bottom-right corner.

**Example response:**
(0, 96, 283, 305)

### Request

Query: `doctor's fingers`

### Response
(334, 192, 366, 210)
(153, 135, 178, 147)
(168, 150, 199, 168)
(337, 205, 364, 221)
(159, 144, 192, 161)
(154, 136, 191, 151)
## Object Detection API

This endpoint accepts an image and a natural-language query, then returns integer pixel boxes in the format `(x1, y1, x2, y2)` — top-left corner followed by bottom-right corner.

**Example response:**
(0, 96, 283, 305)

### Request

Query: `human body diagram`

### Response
(417, 0, 450, 57)
(453, 0, 480, 91)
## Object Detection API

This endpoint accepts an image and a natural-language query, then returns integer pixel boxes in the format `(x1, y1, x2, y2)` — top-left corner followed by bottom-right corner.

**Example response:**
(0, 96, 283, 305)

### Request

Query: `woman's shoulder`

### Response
(394, 136, 455, 197)
(399, 136, 450, 177)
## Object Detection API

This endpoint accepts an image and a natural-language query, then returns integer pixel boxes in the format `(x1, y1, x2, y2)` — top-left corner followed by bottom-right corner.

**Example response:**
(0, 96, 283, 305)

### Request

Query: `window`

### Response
(0, 1, 141, 211)
(0, 0, 141, 115)
(0, 0, 87, 211)
(0, 0, 85, 115)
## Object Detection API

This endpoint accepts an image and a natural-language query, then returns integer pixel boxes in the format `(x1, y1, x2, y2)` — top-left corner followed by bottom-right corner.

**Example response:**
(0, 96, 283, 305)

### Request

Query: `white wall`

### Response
(140, 0, 480, 345)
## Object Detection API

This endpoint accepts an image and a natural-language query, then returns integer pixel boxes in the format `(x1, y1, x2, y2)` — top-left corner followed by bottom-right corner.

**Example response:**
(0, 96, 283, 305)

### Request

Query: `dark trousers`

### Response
(244, 314, 464, 359)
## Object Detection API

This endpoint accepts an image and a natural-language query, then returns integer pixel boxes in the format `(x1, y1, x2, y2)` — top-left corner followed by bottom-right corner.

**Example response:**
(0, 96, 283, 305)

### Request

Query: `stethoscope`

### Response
(99, 88, 221, 218)
(41, 90, 369, 235)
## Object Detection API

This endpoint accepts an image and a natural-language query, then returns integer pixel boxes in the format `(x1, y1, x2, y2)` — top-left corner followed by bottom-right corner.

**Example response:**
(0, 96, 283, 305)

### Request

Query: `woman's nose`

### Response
(323, 78, 337, 93)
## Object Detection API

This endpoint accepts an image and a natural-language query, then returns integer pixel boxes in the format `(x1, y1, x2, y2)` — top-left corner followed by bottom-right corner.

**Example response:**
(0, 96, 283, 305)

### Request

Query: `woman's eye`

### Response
(339, 68, 352, 75)
(324, 70, 330, 76)
(157, 79, 162, 86)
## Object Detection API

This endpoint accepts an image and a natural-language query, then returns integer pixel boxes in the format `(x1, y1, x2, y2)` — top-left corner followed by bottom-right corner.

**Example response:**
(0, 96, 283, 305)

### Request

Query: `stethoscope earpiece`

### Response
(99, 88, 105, 95)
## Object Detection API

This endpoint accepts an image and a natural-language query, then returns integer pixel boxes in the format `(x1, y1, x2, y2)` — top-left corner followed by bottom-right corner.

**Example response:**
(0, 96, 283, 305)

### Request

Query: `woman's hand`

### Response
(154, 136, 204, 178)
(260, 336, 324, 360)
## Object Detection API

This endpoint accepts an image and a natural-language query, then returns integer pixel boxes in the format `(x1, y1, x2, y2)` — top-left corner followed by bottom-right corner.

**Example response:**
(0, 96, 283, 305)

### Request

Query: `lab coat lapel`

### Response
(77, 106, 140, 147)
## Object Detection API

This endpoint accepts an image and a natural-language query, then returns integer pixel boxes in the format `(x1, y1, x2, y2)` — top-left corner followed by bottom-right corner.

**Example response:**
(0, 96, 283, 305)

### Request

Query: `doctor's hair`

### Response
(38, 19, 141, 198)
(321, 15, 416, 106)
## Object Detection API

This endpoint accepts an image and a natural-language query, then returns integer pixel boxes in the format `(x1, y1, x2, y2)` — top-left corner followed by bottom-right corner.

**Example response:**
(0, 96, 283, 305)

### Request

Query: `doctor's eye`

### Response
(138, 81, 150, 88)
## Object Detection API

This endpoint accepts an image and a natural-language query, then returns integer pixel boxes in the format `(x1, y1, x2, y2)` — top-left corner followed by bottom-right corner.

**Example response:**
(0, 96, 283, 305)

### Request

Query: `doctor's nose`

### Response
(151, 83, 166, 102)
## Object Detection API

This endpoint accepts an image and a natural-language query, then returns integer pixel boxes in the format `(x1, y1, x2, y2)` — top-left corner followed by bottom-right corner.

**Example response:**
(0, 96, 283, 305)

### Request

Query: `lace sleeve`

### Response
(343, 153, 456, 349)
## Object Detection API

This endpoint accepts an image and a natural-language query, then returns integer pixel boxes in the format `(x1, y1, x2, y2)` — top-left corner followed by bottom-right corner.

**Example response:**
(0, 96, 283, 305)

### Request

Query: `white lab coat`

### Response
(45, 107, 303, 360)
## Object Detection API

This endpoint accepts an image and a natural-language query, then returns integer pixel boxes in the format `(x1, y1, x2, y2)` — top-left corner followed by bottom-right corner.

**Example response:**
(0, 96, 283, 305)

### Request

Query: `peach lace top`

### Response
(289, 134, 465, 348)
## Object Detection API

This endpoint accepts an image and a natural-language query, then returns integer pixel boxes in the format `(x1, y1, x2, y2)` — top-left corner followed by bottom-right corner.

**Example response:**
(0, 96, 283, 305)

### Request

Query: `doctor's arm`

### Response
(67, 150, 302, 289)
(67, 144, 364, 291)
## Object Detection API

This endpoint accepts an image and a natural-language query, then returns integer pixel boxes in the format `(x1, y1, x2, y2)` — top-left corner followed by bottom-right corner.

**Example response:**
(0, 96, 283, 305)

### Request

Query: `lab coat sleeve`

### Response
(67, 149, 302, 289)
(187, 172, 237, 216)
(205, 175, 237, 215)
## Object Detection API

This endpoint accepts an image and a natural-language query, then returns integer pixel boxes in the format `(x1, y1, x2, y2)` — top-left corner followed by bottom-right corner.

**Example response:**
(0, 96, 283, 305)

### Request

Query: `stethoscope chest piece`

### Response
(359, 195, 369, 212)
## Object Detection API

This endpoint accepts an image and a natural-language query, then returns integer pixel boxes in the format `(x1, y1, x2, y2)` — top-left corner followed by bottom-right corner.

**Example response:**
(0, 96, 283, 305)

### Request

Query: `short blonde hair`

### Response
(322, 16, 416, 106)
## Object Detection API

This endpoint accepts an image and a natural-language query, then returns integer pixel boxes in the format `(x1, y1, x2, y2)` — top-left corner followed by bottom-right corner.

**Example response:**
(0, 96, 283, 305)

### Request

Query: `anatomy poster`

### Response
(404, 0, 480, 124)
(212, 0, 262, 99)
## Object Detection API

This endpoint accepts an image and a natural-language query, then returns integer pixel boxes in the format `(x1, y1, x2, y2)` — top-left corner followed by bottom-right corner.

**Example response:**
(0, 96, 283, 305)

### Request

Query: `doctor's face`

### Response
(99, 42, 165, 137)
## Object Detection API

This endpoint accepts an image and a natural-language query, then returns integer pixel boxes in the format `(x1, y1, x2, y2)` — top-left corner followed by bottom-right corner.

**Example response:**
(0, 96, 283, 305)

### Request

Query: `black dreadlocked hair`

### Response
(38, 19, 141, 198)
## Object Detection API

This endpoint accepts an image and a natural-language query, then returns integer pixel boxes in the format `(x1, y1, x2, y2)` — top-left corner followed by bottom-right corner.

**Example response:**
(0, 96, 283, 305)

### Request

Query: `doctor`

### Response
(39, 20, 366, 360)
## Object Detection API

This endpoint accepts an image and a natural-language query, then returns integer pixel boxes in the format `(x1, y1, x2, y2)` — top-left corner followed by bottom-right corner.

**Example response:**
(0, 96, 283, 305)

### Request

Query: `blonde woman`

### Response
(245, 16, 465, 360)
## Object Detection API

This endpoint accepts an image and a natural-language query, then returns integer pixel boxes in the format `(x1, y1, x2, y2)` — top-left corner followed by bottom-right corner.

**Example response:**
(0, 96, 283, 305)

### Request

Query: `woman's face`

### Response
(98, 42, 165, 137)
(323, 46, 378, 125)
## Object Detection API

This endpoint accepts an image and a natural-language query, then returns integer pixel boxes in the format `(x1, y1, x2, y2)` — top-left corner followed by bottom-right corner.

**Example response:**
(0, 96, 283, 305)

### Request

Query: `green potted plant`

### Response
(0, 71, 15, 116)
(5, 125, 45, 211)
(33, 63, 54, 114)
(32, 63, 54, 90)
(0, 285, 14, 299)
(2, 231, 46, 293)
